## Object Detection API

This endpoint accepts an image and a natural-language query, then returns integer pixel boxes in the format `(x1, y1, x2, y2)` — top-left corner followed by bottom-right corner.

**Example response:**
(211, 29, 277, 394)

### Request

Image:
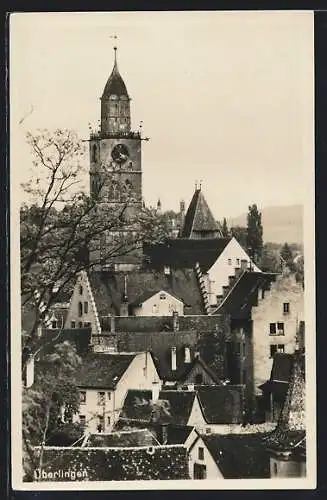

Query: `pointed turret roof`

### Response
(265, 351, 306, 452)
(180, 187, 222, 239)
(102, 47, 130, 99)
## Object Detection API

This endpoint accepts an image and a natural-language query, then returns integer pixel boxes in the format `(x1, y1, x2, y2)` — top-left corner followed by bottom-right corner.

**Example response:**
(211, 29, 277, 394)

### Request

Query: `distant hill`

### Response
(227, 205, 303, 245)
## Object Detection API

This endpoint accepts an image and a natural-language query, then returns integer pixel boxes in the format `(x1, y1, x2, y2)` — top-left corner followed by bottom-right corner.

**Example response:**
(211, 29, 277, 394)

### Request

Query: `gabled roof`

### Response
(143, 237, 230, 273)
(202, 433, 271, 478)
(179, 356, 221, 385)
(75, 352, 136, 389)
(197, 385, 245, 424)
(259, 352, 305, 399)
(130, 289, 183, 307)
(215, 271, 277, 318)
(180, 188, 222, 238)
(88, 269, 205, 316)
(84, 429, 158, 448)
(37, 445, 189, 481)
(120, 389, 196, 425)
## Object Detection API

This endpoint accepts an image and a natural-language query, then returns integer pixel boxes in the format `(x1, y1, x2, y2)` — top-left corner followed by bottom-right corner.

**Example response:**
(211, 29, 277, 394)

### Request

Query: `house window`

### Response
(270, 345, 277, 358)
(79, 285, 83, 295)
(283, 302, 290, 314)
(84, 301, 88, 314)
(198, 447, 204, 460)
(228, 258, 232, 265)
(51, 320, 58, 329)
(236, 258, 240, 266)
(277, 322, 285, 335)
(274, 462, 278, 475)
(194, 463, 207, 479)
(152, 304, 158, 314)
(92, 144, 97, 163)
(159, 293, 166, 300)
(71, 321, 76, 329)
(97, 416, 104, 433)
(78, 321, 83, 328)
(84, 322, 91, 327)
(107, 416, 111, 426)
(261, 289, 265, 300)
(78, 302, 83, 317)
(79, 391, 86, 404)
(79, 415, 86, 426)
(195, 373, 203, 385)
(269, 323, 277, 335)
(107, 392, 111, 401)
(97, 392, 105, 405)
(277, 344, 285, 353)
(184, 346, 191, 363)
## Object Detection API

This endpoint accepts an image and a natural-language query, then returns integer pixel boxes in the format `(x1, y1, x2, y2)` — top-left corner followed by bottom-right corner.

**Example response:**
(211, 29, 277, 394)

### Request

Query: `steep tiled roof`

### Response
(178, 356, 221, 385)
(120, 389, 196, 425)
(215, 271, 277, 318)
(143, 237, 230, 273)
(197, 385, 244, 424)
(75, 353, 136, 389)
(129, 289, 183, 307)
(37, 445, 190, 481)
(259, 353, 305, 401)
(265, 352, 306, 453)
(202, 433, 271, 478)
(84, 429, 158, 447)
(181, 188, 222, 239)
(89, 269, 205, 316)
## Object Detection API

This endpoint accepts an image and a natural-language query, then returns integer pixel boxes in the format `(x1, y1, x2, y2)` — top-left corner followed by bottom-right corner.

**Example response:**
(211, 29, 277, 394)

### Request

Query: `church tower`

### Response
(89, 47, 143, 270)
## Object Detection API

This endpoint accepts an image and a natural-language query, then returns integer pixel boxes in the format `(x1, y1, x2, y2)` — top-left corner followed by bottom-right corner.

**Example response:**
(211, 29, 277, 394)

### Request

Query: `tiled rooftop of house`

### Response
(89, 268, 205, 316)
(74, 352, 137, 389)
(197, 385, 245, 424)
(214, 271, 277, 318)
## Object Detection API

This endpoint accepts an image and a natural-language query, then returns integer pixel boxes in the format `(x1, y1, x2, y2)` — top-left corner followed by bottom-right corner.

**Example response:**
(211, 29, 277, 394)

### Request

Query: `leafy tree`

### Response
(280, 242, 293, 264)
(230, 226, 247, 250)
(196, 326, 225, 379)
(260, 243, 281, 273)
(22, 341, 82, 479)
(221, 217, 229, 237)
(246, 204, 263, 264)
(294, 255, 304, 289)
(21, 129, 168, 349)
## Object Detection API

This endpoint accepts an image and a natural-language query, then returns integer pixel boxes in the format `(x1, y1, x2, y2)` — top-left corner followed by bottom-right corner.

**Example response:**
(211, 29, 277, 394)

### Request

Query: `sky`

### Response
(10, 11, 314, 220)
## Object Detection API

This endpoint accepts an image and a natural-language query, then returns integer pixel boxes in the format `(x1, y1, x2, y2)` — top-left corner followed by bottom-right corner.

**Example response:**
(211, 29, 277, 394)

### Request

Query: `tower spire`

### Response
(113, 46, 118, 71)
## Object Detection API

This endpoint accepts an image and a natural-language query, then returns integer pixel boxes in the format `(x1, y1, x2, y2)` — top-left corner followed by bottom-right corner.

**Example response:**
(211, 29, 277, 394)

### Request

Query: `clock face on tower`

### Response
(111, 144, 130, 164)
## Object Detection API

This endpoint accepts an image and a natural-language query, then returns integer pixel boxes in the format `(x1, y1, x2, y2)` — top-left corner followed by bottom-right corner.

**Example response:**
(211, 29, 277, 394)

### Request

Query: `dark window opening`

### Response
(283, 302, 290, 314)
(79, 415, 86, 426)
(79, 285, 83, 295)
(269, 323, 276, 335)
(71, 321, 76, 328)
(92, 144, 97, 163)
(277, 322, 284, 334)
(78, 302, 83, 317)
(198, 447, 204, 460)
(270, 345, 277, 358)
(78, 321, 83, 328)
(84, 301, 88, 314)
(194, 463, 207, 479)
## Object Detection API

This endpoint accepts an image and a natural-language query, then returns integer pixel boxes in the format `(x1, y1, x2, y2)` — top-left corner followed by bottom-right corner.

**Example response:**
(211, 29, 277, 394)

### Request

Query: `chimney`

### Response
(241, 259, 248, 271)
(161, 423, 168, 445)
(152, 381, 160, 403)
(173, 311, 179, 332)
(171, 346, 177, 371)
(25, 355, 35, 388)
(110, 315, 115, 333)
